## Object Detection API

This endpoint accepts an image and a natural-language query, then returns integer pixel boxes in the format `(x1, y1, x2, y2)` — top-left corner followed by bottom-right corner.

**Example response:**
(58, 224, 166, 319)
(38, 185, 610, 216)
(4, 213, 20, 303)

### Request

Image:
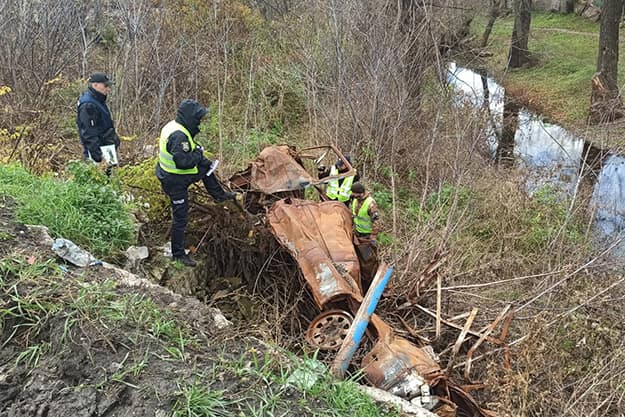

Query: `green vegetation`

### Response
(519, 186, 585, 252)
(471, 12, 625, 124)
(118, 157, 169, 222)
(0, 161, 134, 257)
(172, 381, 230, 417)
(217, 349, 399, 417)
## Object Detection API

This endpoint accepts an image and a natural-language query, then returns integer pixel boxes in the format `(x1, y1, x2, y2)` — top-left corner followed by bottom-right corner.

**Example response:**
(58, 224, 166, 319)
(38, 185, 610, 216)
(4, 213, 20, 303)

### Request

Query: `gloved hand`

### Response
(198, 156, 212, 170)
(89, 145, 103, 163)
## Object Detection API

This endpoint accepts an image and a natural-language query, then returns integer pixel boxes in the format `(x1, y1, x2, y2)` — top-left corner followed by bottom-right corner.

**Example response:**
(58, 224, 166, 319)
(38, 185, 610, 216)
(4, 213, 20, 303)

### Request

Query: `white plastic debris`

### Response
(52, 238, 99, 267)
(162, 242, 172, 258)
(285, 359, 326, 390)
(388, 371, 426, 399)
(125, 245, 149, 262)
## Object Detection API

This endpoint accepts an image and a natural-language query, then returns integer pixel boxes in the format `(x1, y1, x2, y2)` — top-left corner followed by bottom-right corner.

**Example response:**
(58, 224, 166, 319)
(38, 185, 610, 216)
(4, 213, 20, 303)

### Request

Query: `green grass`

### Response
(470, 12, 625, 125)
(0, 161, 134, 257)
(172, 381, 231, 417)
(1, 255, 196, 382)
(220, 349, 399, 417)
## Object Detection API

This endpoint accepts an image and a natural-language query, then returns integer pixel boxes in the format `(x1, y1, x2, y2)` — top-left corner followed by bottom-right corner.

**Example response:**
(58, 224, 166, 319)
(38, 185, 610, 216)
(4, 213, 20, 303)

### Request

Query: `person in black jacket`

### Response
(76, 73, 120, 164)
(156, 99, 236, 267)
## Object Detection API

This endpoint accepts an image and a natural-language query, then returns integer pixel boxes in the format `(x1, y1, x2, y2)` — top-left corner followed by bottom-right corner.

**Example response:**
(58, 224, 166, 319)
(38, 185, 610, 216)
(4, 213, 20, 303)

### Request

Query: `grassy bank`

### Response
(0, 162, 134, 257)
(470, 12, 625, 127)
(0, 250, 398, 417)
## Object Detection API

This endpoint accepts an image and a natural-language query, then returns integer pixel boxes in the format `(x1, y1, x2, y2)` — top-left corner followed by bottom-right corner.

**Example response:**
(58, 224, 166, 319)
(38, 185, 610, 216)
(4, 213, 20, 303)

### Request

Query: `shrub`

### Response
(117, 157, 169, 222)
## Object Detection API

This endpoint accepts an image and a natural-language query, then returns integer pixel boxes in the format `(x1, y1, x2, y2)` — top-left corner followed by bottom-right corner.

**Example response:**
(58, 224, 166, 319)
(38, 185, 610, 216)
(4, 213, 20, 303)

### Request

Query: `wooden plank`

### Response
(446, 307, 478, 370)
(464, 305, 511, 380)
(408, 303, 502, 345)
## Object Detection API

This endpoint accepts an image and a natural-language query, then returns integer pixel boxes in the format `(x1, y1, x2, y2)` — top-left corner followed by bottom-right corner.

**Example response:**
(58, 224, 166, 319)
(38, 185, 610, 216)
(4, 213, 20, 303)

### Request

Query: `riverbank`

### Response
(468, 11, 625, 151)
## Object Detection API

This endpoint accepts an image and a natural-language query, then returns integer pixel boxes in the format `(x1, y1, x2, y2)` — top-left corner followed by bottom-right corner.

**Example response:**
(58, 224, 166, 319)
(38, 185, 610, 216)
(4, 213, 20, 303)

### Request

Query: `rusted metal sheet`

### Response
(267, 198, 362, 306)
(229, 144, 357, 195)
(230, 145, 313, 194)
(362, 317, 443, 394)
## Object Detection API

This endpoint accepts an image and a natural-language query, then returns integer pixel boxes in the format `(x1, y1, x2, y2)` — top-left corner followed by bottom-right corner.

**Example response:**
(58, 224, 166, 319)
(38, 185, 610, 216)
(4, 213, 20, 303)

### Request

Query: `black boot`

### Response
(214, 191, 236, 203)
(173, 254, 197, 267)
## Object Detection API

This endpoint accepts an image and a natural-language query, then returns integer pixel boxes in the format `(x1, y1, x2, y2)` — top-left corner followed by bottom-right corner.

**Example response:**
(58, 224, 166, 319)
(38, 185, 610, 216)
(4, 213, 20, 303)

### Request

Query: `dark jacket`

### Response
(76, 87, 120, 162)
(156, 100, 210, 180)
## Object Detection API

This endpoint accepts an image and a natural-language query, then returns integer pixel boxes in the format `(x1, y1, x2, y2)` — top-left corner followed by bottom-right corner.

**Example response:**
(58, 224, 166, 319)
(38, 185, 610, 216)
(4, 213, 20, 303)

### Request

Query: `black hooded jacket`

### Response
(157, 99, 210, 178)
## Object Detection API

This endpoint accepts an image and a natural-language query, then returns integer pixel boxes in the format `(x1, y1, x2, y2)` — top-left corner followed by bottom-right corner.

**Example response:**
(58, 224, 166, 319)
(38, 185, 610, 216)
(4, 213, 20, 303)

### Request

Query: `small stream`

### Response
(447, 63, 625, 251)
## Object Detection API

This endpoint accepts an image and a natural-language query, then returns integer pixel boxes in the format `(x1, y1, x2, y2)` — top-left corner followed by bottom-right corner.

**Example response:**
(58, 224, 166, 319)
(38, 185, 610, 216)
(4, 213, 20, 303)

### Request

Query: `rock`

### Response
(102, 261, 232, 330)
(25, 225, 54, 247)
(356, 385, 439, 417)
(125, 245, 149, 263)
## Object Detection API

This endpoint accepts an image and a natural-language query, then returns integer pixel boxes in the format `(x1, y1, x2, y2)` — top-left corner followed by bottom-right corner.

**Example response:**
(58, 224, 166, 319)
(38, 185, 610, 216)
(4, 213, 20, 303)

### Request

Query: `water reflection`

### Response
(447, 63, 625, 248)
(592, 155, 625, 234)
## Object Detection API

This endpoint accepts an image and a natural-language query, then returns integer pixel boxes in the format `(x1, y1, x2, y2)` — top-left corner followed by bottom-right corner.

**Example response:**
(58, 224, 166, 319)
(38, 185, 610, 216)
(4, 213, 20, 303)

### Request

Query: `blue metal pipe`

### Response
(330, 264, 394, 378)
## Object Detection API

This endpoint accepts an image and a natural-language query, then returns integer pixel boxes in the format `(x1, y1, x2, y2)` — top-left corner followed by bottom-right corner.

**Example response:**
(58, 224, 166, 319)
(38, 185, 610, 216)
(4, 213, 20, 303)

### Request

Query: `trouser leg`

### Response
(195, 162, 229, 201)
(169, 193, 189, 258)
(202, 174, 229, 201)
(160, 177, 190, 259)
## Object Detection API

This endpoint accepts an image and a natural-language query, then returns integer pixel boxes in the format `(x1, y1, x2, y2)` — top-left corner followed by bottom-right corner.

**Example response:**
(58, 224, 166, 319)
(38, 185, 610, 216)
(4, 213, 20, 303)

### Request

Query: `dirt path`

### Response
(535, 27, 598, 37)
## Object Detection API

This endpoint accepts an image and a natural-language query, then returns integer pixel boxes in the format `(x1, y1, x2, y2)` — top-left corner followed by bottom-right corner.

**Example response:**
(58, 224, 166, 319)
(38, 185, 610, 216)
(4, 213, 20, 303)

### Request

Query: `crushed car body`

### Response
(230, 145, 496, 417)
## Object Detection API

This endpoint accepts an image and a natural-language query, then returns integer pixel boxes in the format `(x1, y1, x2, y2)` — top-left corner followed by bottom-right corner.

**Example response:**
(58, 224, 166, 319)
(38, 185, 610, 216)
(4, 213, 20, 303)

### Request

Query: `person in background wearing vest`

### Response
(350, 182, 380, 291)
(76, 73, 120, 166)
(318, 155, 360, 203)
(156, 99, 236, 267)
(350, 182, 379, 240)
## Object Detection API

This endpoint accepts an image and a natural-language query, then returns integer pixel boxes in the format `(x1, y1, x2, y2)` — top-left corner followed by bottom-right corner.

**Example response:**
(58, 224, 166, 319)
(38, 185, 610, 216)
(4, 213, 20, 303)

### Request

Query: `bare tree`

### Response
(0, 0, 84, 102)
(481, 0, 502, 48)
(508, 0, 532, 68)
(588, 0, 625, 124)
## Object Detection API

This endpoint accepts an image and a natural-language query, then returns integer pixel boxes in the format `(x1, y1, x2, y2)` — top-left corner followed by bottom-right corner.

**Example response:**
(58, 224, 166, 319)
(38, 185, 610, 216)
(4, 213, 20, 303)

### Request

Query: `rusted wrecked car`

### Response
(229, 145, 495, 417)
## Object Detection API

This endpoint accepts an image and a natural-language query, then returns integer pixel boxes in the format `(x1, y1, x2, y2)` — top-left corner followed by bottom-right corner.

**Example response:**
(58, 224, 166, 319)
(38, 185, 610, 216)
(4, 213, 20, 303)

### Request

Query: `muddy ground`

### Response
(0, 197, 396, 417)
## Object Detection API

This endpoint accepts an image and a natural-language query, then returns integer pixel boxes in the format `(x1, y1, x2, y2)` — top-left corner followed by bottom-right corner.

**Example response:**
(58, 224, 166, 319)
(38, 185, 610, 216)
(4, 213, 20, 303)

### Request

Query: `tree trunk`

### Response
(565, 0, 575, 13)
(589, 0, 625, 124)
(508, 0, 532, 68)
(481, 0, 502, 48)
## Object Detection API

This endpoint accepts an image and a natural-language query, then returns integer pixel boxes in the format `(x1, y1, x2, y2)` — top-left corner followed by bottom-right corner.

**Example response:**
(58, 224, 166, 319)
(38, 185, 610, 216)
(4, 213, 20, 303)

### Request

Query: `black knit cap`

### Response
(88, 72, 113, 86)
(351, 182, 365, 194)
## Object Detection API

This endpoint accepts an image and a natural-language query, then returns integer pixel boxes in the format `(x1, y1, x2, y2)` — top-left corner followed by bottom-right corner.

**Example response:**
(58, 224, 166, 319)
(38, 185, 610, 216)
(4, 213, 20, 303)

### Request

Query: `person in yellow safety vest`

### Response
(350, 182, 380, 241)
(318, 155, 360, 203)
(155, 99, 236, 267)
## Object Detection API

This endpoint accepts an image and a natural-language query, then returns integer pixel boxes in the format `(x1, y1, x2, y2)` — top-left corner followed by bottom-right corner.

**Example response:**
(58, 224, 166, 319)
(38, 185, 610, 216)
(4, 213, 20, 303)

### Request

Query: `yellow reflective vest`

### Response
(352, 196, 374, 234)
(158, 121, 198, 175)
(326, 165, 355, 202)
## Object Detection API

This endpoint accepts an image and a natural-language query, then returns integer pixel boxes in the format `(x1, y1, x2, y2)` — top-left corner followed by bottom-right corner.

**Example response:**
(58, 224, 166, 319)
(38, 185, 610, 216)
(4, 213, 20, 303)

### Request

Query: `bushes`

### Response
(0, 161, 134, 257)
(117, 157, 169, 222)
